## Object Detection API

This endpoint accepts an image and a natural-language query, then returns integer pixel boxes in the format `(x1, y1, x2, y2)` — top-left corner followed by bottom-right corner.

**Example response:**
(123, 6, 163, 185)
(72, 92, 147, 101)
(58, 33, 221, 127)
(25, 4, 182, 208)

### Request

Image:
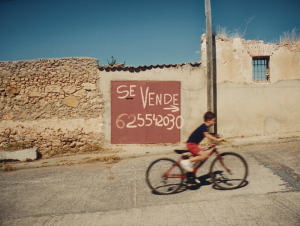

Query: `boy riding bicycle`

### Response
(180, 111, 223, 183)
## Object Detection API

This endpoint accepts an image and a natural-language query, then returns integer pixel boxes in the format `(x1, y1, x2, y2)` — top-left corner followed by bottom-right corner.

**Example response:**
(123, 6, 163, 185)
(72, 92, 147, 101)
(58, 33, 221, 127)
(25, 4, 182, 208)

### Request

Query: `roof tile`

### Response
(99, 62, 201, 72)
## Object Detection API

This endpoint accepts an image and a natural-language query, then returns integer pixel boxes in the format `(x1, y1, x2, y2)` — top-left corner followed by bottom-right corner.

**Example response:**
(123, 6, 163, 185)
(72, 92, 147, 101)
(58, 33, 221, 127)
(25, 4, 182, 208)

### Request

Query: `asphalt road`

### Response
(1, 141, 300, 226)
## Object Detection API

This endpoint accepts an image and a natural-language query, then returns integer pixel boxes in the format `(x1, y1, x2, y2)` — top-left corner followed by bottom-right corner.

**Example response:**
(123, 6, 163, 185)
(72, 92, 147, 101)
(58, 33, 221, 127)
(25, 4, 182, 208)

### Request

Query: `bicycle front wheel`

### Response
(209, 152, 248, 190)
(146, 158, 184, 195)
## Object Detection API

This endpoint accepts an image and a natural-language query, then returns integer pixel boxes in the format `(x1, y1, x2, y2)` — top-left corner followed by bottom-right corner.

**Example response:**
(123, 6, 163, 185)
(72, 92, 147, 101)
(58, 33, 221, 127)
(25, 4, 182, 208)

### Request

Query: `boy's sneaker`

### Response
(186, 173, 201, 185)
(194, 178, 201, 184)
(180, 159, 194, 172)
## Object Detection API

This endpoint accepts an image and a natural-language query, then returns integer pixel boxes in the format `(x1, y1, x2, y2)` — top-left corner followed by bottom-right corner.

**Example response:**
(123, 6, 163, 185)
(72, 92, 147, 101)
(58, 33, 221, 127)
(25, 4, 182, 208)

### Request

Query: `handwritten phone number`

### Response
(116, 113, 183, 130)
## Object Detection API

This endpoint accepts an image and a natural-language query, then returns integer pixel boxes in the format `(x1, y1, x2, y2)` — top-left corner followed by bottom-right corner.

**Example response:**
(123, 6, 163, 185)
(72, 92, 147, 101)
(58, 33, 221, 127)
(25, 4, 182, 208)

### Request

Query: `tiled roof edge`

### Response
(99, 62, 201, 72)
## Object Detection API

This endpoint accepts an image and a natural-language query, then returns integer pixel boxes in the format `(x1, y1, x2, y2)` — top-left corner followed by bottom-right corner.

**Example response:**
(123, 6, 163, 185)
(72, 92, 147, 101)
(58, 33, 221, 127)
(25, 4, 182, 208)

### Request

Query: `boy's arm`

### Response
(203, 132, 223, 142)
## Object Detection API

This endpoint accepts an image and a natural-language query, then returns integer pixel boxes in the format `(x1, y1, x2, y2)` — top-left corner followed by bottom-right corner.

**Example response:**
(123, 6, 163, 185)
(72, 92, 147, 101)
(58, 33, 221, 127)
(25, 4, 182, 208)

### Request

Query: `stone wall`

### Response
(201, 34, 300, 83)
(0, 57, 104, 155)
(201, 35, 300, 137)
(1, 37, 299, 150)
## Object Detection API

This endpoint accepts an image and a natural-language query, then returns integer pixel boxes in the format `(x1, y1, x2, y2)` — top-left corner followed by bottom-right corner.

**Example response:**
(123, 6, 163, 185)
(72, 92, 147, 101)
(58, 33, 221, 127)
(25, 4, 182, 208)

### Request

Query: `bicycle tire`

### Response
(209, 152, 248, 190)
(146, 158, 184, 195)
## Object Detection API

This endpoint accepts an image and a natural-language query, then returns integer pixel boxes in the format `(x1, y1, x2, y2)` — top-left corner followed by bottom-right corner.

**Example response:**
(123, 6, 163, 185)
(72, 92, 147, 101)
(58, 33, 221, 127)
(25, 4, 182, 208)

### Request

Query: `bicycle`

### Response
(146, 144, 248, 195)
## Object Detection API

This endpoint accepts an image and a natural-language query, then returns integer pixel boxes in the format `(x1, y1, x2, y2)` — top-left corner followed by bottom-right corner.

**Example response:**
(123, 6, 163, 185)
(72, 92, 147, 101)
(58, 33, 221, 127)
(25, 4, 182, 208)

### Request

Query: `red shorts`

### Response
(186, 143, 203, 155)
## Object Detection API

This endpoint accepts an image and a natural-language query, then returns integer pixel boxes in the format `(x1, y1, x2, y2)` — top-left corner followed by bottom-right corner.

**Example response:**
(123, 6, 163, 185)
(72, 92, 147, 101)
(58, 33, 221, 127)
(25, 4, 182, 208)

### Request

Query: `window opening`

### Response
(252, 56, 270, 81)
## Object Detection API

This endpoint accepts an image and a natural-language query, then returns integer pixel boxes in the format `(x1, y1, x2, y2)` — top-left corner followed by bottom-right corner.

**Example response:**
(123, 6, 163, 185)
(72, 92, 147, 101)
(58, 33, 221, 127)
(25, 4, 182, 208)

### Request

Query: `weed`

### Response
(215, 26, 243, 40)
(108, 166, 116, 180)
(62, 162, 74, 166)
(278, 136, 300, 140)
(200, 138, 211, 146)
(2, 163, 16, 172)
(108, 175, 116, 180)
(0, 142, 32, 152)
(84, 155, 122, 164)
(214, 16, 254, 40)
(200, 138, 228, 146)
(43, 144, 108, 159)
(280, 28, 300, 44)
(83, 157, 91, 160)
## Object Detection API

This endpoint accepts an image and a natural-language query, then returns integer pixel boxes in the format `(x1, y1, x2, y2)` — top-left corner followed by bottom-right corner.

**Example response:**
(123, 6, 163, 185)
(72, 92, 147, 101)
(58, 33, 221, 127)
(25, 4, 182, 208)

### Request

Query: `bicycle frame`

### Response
(163, 145, 230, 179)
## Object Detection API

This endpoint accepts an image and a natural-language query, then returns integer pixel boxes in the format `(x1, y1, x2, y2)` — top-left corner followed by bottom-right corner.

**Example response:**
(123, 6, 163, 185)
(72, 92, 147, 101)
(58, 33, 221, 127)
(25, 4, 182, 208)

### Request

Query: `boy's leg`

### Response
(186, 143, 207, 162)
(181, 143, 202, 184)
(189, 151, 207, 163)
(180, 143, 202, 172)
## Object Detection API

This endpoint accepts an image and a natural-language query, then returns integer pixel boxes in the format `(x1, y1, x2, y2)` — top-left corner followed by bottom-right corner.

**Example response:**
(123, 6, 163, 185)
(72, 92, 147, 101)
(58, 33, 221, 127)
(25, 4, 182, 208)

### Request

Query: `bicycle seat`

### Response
(174, 149, 189, 154)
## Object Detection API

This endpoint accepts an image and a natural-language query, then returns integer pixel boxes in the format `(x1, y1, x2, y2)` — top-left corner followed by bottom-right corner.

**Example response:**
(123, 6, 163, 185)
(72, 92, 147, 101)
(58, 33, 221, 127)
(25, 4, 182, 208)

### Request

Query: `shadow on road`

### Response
(151, 173, 249, 195)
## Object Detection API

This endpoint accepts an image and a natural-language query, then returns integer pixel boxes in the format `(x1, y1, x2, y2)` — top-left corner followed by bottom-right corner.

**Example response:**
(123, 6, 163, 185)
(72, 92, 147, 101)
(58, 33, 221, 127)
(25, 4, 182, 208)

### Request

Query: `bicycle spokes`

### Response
(216, 155, 231, 173)
(210, 152, 248, 190)
(146, 158, 184, 195)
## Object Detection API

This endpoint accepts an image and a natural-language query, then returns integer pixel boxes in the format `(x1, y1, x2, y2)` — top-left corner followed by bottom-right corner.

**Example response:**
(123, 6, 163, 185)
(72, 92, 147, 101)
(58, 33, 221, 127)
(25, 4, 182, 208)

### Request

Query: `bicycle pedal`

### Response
(185, 182, 194, 187)
(185, 178, 197, 185)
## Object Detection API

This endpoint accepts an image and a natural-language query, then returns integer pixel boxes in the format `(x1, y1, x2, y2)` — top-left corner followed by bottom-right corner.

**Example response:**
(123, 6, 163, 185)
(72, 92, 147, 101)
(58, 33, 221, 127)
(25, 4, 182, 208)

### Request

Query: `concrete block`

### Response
(0, 148, 37, 161)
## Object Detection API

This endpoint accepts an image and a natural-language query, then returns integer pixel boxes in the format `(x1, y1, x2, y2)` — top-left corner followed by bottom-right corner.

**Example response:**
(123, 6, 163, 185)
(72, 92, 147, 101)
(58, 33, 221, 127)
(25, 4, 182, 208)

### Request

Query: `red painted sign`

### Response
(111, 81, 181, 144)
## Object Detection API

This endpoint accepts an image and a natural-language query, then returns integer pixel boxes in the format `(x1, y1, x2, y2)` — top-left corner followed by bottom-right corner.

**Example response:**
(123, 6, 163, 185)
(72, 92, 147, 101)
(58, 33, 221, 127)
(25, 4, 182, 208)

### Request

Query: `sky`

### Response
(0, 0, 299, 67)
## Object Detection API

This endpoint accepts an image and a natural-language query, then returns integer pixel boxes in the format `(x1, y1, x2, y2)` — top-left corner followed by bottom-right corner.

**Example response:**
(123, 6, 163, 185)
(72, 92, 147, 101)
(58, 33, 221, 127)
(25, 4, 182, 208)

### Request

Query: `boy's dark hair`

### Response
(204, 111, 216, 122)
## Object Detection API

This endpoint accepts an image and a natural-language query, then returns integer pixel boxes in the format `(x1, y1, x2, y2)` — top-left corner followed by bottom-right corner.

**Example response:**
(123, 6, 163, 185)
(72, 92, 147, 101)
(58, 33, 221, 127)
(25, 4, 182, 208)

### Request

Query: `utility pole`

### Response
(204, 0, 215, 133)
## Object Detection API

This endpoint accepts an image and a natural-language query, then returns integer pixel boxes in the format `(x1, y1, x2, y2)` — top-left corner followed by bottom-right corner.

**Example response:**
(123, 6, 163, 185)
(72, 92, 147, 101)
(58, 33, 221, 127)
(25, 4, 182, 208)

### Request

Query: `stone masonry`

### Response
(0, 57, 104, 155)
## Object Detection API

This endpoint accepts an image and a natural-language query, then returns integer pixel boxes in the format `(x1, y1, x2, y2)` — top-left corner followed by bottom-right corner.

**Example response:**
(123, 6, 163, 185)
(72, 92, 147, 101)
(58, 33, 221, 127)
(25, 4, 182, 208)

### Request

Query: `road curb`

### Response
(1, 135, 300, 171)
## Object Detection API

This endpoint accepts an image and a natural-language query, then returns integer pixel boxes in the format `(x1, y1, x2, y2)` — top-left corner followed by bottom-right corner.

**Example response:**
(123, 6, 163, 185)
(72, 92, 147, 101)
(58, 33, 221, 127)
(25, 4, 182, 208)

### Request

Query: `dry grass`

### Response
(280, 28, 300, 44)
(215, 26, 243, 40)
(61, 162, 75, 166)
(278, 136, 300, 140)
(107, 166, 116, 180)
(199, 138, 229, 147)
(0, 142, 32, 152)
(58, 159, 72, 162)
(1, 163, 17, 172)
(214, 16, 254, 40)
(82, 157, 91, 160)
(83, 155, 122, 164)
(108, 175, 116, 180)
(52, 155, 121, 167)
(43, 144, 109, 159)
(214, 26, 228, 39)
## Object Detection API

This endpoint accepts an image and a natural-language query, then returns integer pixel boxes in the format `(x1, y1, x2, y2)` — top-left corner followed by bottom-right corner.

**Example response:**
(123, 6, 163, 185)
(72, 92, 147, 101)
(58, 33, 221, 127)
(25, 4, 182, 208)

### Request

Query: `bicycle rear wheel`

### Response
(146, 158, 184, 195)
(209, 152, 248, 190)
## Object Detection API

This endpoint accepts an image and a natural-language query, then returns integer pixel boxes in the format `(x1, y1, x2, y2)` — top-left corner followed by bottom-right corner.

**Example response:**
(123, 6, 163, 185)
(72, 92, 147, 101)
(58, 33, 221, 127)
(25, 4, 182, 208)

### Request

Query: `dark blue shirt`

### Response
(186, 123, 208, 144)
